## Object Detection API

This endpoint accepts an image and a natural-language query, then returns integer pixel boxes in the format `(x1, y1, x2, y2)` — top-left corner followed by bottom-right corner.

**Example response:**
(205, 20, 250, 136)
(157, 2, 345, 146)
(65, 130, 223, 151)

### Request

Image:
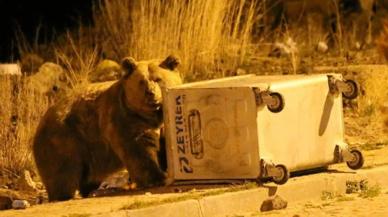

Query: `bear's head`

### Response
(120, 55, 182, 115)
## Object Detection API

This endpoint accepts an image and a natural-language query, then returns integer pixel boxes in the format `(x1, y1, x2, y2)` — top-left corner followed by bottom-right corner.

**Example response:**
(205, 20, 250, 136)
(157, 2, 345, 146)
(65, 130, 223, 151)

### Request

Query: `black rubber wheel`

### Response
(272, 164, 290, 185)
(346, 149, 364, 170)
(342, 80, 358, 100)
(267, 92, 285, 113)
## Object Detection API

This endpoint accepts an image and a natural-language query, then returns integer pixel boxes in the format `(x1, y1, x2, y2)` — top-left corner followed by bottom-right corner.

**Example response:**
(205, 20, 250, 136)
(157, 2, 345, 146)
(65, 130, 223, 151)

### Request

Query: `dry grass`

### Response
(55, 33, 99, 88)
(16, 0, 262, 81)
(94, 0, 260, 81)
(376, 20, 388, 61)
(0, 75, 49, 177)
(1, 33, 98, 177)
(358, 71, 388, 116)
(0, 31, 100, 176)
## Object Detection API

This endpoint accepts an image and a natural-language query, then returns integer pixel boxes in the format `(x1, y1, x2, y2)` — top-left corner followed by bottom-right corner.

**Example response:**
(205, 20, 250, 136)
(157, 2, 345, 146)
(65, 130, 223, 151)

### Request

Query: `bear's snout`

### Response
(144, 82, 162, 109)
(145, 89, 155, 98)
(145, 91, 162, 110)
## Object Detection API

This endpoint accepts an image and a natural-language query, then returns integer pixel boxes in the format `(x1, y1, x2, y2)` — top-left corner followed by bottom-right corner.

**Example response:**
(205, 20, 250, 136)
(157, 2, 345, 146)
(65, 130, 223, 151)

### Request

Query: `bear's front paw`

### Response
(135, 170, 167, 188)
(135, 130, 160, 148)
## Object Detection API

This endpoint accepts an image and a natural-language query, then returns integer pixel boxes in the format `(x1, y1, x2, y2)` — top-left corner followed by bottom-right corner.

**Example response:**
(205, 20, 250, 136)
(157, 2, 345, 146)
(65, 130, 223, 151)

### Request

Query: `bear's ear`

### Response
(121, 57, 137, 77)
(160, 55, 180, 71)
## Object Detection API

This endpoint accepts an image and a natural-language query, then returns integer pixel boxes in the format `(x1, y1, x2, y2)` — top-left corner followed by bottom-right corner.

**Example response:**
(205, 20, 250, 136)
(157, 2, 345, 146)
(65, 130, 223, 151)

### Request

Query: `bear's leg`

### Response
(34, 132, 83, 202)
(46, 179, 77, 202)
(158, 135, 168, 172)
(78, 165, 101, 198)
(43, 159, 81, 201)
(111, 131, 166, 188)
(131, 131, 167, 187)
(79, 181, 101, 198)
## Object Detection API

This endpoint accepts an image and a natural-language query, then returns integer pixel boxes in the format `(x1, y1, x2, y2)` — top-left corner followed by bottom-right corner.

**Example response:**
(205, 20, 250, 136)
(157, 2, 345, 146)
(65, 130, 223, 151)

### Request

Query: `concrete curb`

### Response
(95, 200, 202, 217)
(93, 165, 388, 217)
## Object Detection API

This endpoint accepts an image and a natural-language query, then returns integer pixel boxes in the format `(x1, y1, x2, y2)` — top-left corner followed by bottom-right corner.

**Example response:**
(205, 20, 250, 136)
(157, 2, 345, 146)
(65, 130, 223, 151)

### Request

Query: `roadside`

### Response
(1, 161, 388, 217)
(230, 187, 388, 217)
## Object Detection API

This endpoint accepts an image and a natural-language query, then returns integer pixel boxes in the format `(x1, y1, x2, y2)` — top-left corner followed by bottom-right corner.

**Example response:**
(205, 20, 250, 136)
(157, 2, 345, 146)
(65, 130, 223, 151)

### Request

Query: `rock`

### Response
(98, 172, 129, 190)
(174, 188, 183, 193)
(381, 103, 388, 113)
(20, 53, 44, 75)
(260, 195, 288, 212)
(317, 41, 328, 53)
(0, 196, 12, 210)
(12, 200, 30, 209)
(34, 181, 44, 190)
(90, 187, 127, 198)
(355, 42, 362, 50)
(269, 38, 298, 57)
(0, 189, 22, 200)
(384, 119, 388, 129)
(269, 43, 286, 57)
(35, 195, 45, 205)
(346, 179, 369, 194)
(17, 170, 37, 192)
(89, 59, 121, 82)
(91, 171, 133, 197)
(228, 68, 247, 76)
(26, 62, 68, 100)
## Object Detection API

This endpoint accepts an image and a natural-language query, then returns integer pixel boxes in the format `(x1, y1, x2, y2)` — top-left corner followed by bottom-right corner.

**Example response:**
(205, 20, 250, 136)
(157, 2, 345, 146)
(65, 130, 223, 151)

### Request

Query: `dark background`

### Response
(0, 0, 94, 62)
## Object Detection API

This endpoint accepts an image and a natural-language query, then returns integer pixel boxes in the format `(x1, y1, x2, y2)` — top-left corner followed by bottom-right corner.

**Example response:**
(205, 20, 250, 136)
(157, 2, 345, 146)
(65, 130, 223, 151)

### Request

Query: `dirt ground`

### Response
(245, 145, 388, 217)
(0, 184, 254, 217)
(229, 187, 388, 217)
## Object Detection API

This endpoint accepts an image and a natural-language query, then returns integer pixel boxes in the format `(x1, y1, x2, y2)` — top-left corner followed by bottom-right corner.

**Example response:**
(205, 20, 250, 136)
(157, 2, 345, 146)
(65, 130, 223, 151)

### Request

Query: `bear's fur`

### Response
(33, 55, 182, 201)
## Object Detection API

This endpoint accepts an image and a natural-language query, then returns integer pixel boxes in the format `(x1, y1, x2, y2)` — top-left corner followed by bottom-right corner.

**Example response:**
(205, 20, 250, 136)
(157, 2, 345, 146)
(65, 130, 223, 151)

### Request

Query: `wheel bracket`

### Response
(253, 88, 284, 112)
(341, 148, 356, 162)
(328, 76, 358, 99)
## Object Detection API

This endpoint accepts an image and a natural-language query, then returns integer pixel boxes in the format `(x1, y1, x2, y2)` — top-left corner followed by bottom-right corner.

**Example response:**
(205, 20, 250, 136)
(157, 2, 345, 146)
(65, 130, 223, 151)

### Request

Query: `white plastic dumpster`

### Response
(162, 74, 363, 185)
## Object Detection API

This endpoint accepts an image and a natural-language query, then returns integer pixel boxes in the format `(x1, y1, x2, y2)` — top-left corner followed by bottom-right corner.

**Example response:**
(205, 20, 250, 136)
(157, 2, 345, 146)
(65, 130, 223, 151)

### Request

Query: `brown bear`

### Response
(33, 55, 182, 201)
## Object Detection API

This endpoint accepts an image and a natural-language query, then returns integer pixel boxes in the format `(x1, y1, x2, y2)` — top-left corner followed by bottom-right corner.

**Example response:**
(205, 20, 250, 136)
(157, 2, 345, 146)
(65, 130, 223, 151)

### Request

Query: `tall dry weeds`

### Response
(375, 20, 388, 129)
(55, 32, 99, 88)
(376, 20, 388, 61)
(95, 0, 261, 80)
(0, 75, 49, 176)
(1, 34, 98, 177)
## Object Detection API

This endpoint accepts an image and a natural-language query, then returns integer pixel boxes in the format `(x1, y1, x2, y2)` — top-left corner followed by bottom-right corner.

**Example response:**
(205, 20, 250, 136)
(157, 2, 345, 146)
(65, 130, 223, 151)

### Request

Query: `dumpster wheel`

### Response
(272, 164, 289, 185)
(346, 149, 364, 170)
(342, 80, 358, 100)
(267, 92, 284, 113)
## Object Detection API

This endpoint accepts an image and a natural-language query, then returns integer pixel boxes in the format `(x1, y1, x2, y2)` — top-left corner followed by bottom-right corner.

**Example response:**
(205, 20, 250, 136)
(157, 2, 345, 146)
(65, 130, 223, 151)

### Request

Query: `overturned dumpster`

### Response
(162, 74, 363, 185)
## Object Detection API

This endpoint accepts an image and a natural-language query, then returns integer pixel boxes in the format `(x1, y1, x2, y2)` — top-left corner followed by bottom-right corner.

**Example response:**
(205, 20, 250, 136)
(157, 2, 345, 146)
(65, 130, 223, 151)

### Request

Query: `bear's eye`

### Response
(154, 77, 162, 83)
